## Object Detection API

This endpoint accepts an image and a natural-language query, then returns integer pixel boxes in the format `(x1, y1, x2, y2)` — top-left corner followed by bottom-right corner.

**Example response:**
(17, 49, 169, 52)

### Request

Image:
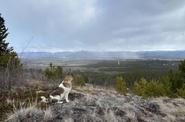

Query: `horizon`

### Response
(18, 49, 185, 53)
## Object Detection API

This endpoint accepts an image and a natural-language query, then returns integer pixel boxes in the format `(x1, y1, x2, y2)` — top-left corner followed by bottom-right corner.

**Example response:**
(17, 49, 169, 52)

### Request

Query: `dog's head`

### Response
(59, 75, 73, 88)
(64, 75, 73, 83)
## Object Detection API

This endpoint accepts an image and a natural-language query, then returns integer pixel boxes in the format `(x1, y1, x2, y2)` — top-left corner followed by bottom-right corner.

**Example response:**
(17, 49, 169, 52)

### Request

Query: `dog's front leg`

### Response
(60, 93, 64, 99)
(64, 90, 70, 103)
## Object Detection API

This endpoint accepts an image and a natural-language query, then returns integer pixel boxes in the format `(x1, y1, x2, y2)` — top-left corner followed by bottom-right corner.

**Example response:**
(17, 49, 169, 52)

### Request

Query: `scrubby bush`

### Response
(177, 83, 185, 98)
(133, 78, 168, 97)
(43, 63, 63, 81)
(7, 107, 44, 122)
(7, 106, 54, 122)
(159, 60, 185, 96)
(179, 60, 185, 78)
(166, 70, 183, 93)
(144, 80, 167, 97)
(133, 78, 147, 96)
(115, 76, 127, 95)
(73, 74, 87, 86)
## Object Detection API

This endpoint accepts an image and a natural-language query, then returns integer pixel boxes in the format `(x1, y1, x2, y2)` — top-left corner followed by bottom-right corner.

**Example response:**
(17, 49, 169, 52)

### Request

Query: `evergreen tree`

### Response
(44, 63, 63, 81)
(133, 78, 147, 96)
(115, 76, 127, 95)
(74, 74, 86, 86)
(0, 14, 21, 69)
(179, 60, 185, 79)
(0, 13, 10, 53)
(177, 83, 185, 98)
(0, 14, 22, 89)
(133, 78, 168, 97)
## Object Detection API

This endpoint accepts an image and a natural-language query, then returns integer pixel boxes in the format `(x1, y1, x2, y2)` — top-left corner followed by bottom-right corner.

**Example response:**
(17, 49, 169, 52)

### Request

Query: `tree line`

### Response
(115, 60, 185, 98)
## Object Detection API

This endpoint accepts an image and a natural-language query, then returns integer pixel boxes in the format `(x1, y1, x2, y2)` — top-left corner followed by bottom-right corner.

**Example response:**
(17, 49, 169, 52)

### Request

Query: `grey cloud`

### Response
(0, 0, 185, 52)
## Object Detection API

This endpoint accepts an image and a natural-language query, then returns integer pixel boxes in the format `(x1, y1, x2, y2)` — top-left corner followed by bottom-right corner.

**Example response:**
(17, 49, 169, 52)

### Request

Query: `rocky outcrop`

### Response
(7, 88, 185, 122)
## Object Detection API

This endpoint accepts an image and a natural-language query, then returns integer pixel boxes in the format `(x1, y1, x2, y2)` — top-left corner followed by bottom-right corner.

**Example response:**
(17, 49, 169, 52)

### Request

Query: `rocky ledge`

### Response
(7, 88, 185, 122)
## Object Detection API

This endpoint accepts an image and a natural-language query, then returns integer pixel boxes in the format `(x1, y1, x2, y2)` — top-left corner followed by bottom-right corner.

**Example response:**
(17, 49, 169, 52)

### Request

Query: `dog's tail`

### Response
(40, 96, 48, 103)
(49, 95, 54, 99)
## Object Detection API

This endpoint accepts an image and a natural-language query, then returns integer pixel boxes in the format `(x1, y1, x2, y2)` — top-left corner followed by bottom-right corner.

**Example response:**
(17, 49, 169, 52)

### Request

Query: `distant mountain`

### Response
(139, 51, 185, 59)
(18, 51, 139, 60)
(19, 51, 185, 60)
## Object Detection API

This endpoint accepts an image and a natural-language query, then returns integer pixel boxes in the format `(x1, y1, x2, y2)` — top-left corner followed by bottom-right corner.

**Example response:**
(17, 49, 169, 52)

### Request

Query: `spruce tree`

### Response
(0, 14, 20, 69)
(115, 76, 127, 95)
(0, 14, 10, 53)
(0, 14, 22, 89)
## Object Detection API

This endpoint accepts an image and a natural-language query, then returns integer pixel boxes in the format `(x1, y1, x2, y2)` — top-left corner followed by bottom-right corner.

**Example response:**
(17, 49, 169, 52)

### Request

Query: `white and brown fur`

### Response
(41, 75, 73, 103)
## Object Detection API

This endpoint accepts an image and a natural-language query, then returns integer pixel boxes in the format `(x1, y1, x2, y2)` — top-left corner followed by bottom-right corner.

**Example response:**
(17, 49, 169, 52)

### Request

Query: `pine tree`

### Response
(0, 14, 20, 69)
(0, 14, 10, 53)
(0, 14, 22, 89)
(115, 76, 127, 95)
(179, 60, 185, 79)
(44, 63, 63, 81)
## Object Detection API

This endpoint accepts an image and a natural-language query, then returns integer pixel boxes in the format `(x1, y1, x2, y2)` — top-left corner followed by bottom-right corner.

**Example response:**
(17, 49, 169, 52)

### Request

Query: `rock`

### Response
(144, 102, 160, 113)
(69, 92, 85, 101)
(7, 89, 185, 122)
(96, 107, 106, 116)
(111, 107, 126, 117)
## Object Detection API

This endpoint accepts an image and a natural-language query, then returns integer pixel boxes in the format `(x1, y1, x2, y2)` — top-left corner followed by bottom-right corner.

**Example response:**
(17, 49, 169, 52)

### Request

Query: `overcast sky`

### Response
(0, 0, 185, 52)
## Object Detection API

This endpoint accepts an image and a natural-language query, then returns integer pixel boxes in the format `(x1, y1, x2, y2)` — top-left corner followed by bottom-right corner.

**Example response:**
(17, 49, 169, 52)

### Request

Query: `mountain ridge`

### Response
(19, 50, 185, 60)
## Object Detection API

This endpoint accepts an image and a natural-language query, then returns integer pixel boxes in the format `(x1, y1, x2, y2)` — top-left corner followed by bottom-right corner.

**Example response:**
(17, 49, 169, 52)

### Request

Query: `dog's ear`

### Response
(66, 68, 73, 75)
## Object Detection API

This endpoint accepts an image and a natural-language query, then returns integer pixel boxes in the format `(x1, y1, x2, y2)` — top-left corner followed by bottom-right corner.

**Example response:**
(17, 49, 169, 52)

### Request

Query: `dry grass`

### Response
(6, 106, 44, 122)
(1, 81, 185, 122)
(6, 106, 55, 122)
(0, 85, 50, 121)
(43, 107, 54, 121)
(73, 85, 118, 95)
(150, 97, 185, 122)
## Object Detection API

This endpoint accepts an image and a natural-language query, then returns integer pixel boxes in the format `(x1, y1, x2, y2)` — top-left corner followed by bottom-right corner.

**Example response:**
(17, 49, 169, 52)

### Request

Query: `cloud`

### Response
(0, 0, 185, 52)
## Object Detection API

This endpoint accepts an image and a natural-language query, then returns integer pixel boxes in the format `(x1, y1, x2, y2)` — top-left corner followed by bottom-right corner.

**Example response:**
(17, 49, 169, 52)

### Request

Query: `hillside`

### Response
(7, 86, 185, 122)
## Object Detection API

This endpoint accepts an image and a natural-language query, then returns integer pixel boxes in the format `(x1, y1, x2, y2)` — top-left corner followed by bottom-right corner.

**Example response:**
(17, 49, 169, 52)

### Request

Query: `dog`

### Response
(41, 75, 73, 103)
